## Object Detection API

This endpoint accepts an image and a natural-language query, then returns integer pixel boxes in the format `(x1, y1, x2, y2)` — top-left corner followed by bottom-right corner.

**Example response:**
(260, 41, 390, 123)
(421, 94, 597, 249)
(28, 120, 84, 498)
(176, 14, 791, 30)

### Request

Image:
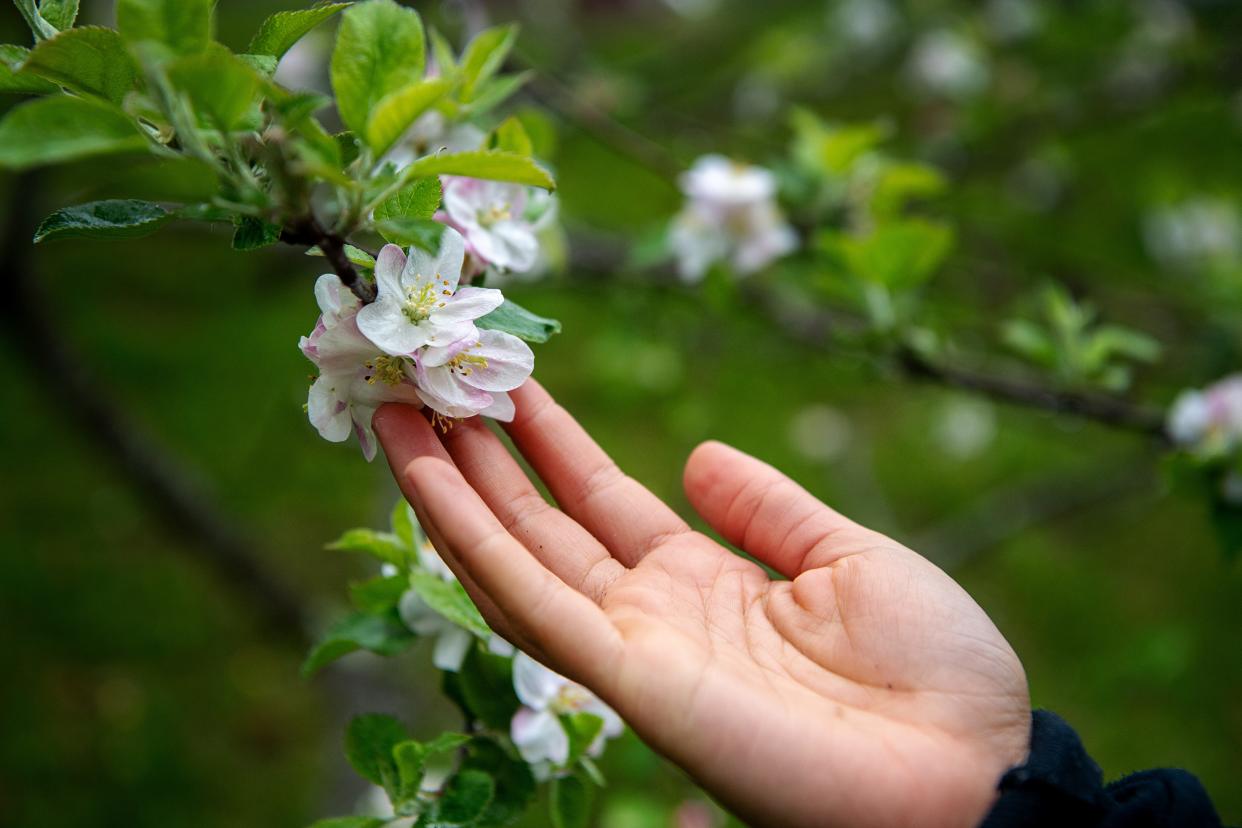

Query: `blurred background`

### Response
(2, 0, 1241, 825)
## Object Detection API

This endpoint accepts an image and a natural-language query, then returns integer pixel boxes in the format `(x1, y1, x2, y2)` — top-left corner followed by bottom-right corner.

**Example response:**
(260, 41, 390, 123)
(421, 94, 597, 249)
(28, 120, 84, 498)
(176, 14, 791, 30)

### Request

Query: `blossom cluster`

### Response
(299, 228, 534, 460)
(669, 154, 797, 282)
(395, 510, 624, 778)
(1167, 375, 1242, 456)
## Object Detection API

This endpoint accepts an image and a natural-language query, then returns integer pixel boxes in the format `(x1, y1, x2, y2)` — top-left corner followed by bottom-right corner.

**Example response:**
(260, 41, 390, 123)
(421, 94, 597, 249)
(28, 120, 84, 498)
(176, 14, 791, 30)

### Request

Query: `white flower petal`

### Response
(510, 707, 569, 766)
(374, 245, 407, 302)
(488, 221, 540, 272)
(480, 390, 515, 422)
(435, 287, 505, 325)
(512, 651, 564, 710)
(356, 296, 431, 355)
(308, 374, 352, 442)
(432, 626, 474, 672)
(352, 404, 379, 462)
(459, 330, 533, 393)
(432, 227, 467, 293)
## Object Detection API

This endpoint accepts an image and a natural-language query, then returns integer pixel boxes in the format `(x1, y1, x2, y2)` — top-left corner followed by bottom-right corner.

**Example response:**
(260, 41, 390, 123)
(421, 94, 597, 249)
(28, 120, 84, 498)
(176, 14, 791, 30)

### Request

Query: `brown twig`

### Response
(280, 217, 375, 304)
(0, 173, 309, 643)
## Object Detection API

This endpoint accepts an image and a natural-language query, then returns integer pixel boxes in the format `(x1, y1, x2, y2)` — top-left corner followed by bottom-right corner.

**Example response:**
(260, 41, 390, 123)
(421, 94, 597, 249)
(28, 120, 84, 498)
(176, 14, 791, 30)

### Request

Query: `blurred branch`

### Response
(0, 172, 309, 644)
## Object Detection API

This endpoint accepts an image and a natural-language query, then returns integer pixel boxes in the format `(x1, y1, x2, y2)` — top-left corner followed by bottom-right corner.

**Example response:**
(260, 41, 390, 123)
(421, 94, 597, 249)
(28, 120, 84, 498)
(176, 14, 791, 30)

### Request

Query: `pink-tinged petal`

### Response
(308, 375, 352, 442)
(510, 708, 569, 766)
(352, 404, 380, 461)
(480, 390, 516, 421)
(314, 273, 355, 321)
(357, 297, 431, 355)
(420, 335, 477, 368)
(512, 651, 563, 710)
(458, 330, 533, 393)
(417, 364, 489, 411)
(424, 317, 480, 350)
(488, 221, 539, 272)
(374, 245, 407, 298)
(434, 286, 504, 324)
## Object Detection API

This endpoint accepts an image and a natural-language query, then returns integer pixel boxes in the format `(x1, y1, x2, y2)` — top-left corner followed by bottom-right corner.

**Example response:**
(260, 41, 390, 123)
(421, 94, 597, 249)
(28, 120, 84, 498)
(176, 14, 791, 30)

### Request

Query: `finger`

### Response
(503, 380, 690, 566)
(377, 406, 624, 688)
(438, 417, 625, 603)
(373, 405, 532, 652)
(682, 440, 883, 578)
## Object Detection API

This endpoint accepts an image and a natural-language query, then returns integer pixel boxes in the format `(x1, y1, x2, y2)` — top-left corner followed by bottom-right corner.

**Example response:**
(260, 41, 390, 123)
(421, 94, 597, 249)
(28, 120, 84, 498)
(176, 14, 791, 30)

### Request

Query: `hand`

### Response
(373, 381, 1031, 828)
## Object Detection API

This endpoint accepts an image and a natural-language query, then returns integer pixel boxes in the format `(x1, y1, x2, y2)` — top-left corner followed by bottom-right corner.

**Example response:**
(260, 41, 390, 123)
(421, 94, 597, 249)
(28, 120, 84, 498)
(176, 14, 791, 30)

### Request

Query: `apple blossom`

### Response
(670, 155, 797, 282)
(300, 274, 422, 461)
(440, 176, 543, 274)
(356, 230, 504, 356)
(509, 651, 623, 772)
(413, 330, 534, 422)
(1167, 375, 1242, 453)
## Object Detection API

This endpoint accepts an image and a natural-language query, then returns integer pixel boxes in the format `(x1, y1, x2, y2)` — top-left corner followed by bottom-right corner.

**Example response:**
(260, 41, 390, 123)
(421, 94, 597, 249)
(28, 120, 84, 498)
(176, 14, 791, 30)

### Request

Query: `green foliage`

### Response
(395, 150, 556, 191)
(407, 572, 490, 638)
(326, 527, 409, 567)
(549, 774, 591, 828)
(38, 0, 78, 31)
(167, 45, 263, 131)
(345, 713, 409, 790)
(301, 610, 416, 676)
(0, 95, 148, 169)
(308, 819, 387, 828)
(374, 176, 443, 223)
(0, 44, 58, 93)
(116, 0, 212, 57)
(232, 216, 282, 251)
(477, 299, 563, 343)
(12, 0, 59, 41)
(349, 574, 407, 614)
(491, 117, 533, 157)
(429, 769, 495, 825)
(457, 24, 518, 103)
(366, 78, 452, 157)
(453, 647, 520, 732)
(330, 0, 425, 138)
(19, 26, 138, 103)
(33, 199, 171, 243)
(249, 3, 350, 59)
(820, 219, 954, 292)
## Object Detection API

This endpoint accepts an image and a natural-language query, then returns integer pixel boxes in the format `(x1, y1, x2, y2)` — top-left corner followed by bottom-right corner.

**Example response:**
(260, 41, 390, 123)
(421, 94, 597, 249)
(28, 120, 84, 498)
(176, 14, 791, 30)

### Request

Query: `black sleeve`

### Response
(980, 710, 1228, 828)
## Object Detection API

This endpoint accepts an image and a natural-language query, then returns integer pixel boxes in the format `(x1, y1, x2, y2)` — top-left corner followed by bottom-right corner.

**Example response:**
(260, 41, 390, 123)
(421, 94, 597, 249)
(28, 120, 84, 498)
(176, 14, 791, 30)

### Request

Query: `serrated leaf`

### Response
(327, 527, 409, 566)
(408, 571, 490, 637)
(375, 176, 442, 222)
(435, 770, 495, 824)
(39, 0, 79, 31)
(0, 95, 149, 170)
(250, 3, 350, 59)
(0, 45, 59, 94)
(117, 0, 212, 56)
(491, 116, 532, 156)
(330, 0, 425, 136)
(476, 299, 561, 343)
(20, 27, 138, 103)
(302, 610, 416, 676)
(398, 149, 554, 190)
(34, 199, 171, 243)
(458, 24, 516, 102)
(13, 0, 58, 41)
(232, 216, 281, 251)
(365, 77, 451, 156)
(346, 713, 408, 791)
(238, 52, 278, 77)
(549, 774, 589, 828)
(168, 45, 263, 130)
(374, 216, 443, 250)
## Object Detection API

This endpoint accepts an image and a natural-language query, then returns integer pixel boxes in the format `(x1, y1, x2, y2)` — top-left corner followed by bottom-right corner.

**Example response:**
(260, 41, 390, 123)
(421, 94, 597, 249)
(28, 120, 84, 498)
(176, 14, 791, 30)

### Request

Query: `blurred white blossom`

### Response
(1143, 197, 1242, 271)
(1167, 375, 1242, 453)
(906, 30, 989, 100)
(788, 404, 852, 463)
(509, 652, 622, 775)
(934, 399, 997, 460)
(830, 0, 900, 50)
(670, 155, 797, 281)
(984, 0, 1042, 43)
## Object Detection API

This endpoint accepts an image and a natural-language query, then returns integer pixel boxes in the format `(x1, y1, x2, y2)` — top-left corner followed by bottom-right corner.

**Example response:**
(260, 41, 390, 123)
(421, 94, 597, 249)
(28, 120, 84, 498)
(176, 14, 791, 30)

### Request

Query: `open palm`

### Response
(374, 381, 1031, 828)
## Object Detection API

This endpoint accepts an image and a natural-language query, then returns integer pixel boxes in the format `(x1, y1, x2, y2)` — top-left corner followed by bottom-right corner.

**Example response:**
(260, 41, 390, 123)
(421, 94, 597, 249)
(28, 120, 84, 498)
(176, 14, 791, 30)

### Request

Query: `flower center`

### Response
(552, 683, 592, 713)
(364, 355, 407, 386)
(402, 275, 451, 324)
(446, 342, 488, 377)
(478, 202, 512, 227)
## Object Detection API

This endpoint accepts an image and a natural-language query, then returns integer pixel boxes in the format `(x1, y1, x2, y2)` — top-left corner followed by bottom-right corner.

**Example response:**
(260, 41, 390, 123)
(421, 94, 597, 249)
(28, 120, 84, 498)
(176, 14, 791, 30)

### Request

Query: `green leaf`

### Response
(232, 216, 282, 251)
(398, 149, 554, 190)
(249, 3, 350, 59)
(301, 610, 416, 676)
(33, 199, 171, 243)
(458, 24, 517, 102)
(459, 739, 535, 826)
(391, 500, 418, 547)
(491, 116, 532, 156)
(168, 45, 263, 130)
(0, 95, 148, 170)
(306, 244, 376, 269)
(346, 713, 408, 791)
(393, 732, 470, 807)
(456, 648, 519, 731)
(117, 0, 212, 56)
(549, 774, 590, 828)
(375, 176, 442, 222)
(374, 216, 443, 250)
(835, 219, 953, 290)
(436, 770, 495, 825)
(39, 0, 79, 31)
(477, 300, 562, 344)
(330, 0, 425, 136)
(408, 571, 490, 638)
(562, 713, 604, 765)
(13, 0, 58, 41)
(0, 45, 59, 93)
(428, 27, 457, 79)
(365, 77, 451, 156)
(462, 71, 530, 117)
(307, 818, 387, 828)
(349, 574, 408, 614)
(19, 27, 138, 103)
(238, 52, 278, 77)
(327, 527, 409, 567)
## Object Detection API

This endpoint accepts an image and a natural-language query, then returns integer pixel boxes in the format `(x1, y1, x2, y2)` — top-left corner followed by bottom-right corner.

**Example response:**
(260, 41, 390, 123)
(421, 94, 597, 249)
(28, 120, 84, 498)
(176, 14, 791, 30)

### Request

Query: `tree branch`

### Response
(1, 173, 309, 643)
(280, 216, 375, 304)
